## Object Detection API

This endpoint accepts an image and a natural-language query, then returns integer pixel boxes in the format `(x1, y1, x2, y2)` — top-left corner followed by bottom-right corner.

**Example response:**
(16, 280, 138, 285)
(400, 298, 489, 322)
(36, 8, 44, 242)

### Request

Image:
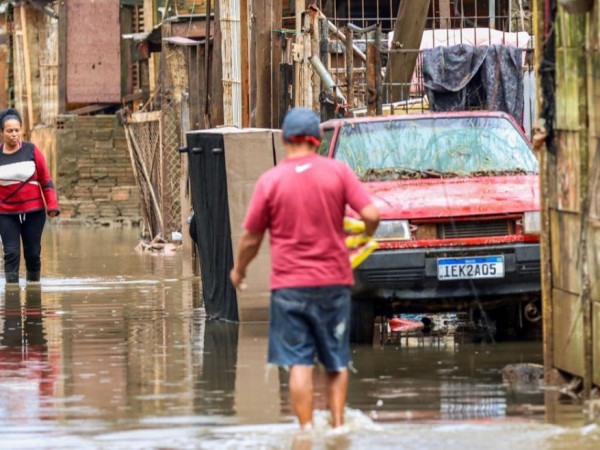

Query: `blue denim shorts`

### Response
(268, 285, 351, 372)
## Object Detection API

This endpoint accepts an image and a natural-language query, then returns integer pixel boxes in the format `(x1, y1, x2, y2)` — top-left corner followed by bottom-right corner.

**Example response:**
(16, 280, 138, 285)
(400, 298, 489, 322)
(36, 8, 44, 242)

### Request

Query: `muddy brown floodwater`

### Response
(0, 227, 598, 449)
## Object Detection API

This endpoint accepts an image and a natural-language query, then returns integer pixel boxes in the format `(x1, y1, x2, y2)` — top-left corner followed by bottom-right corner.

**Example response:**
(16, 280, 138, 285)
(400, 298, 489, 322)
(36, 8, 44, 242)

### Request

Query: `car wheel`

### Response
(350, 297, 375, 344)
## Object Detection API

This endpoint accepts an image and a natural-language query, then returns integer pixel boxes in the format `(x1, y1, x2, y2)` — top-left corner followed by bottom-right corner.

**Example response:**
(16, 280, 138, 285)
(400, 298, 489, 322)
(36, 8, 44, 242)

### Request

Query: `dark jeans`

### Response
(0, 210, 46, 275)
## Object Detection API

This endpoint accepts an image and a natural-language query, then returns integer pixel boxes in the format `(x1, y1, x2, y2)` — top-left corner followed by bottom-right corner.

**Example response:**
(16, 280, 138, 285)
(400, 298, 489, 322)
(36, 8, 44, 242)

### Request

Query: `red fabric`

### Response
(287, 135, 321, 146)
(243, 154, 372, 290)
(0, 143, 60, 215)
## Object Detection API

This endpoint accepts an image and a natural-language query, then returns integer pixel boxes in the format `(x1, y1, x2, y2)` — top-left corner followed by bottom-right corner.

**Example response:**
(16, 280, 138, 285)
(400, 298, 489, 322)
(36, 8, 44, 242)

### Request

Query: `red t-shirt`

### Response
(243, 154, 372, 290)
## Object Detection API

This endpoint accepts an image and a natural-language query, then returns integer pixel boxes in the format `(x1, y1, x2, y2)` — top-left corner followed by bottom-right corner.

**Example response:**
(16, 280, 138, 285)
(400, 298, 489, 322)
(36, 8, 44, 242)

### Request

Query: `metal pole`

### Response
(309, 56, 346, 104)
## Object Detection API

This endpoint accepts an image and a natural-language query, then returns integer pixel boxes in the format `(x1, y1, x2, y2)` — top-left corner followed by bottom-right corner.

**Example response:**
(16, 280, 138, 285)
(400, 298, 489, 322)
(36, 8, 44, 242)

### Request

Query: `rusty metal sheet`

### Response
(553, 288, 585, 378)
(66, 0, 121, 104)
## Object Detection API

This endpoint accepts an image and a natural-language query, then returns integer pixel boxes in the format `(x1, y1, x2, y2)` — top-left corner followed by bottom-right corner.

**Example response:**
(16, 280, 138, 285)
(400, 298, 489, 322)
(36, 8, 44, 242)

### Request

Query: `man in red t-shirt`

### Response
(230, 108, 379, 429)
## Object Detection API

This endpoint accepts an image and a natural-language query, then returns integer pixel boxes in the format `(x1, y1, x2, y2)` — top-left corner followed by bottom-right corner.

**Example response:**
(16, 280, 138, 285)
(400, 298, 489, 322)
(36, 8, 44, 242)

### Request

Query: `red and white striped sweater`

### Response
(0, 142, 60, 215)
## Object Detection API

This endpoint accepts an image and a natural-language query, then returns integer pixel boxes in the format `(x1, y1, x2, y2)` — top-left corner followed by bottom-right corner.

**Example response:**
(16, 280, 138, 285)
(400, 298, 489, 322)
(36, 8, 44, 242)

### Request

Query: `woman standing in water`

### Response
(0, 108, 59, 284)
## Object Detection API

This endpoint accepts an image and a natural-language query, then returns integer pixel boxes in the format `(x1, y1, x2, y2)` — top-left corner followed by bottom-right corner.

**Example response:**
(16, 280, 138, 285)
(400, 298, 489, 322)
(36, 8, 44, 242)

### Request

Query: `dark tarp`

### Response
(186, 132, 239, 322)
(186, 128, 281, 322)
(422, 44, 523, 125)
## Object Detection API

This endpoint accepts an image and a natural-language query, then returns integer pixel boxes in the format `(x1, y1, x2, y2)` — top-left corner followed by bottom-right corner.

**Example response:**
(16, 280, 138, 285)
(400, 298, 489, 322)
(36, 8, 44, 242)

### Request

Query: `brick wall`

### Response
(55, 115, 141, 225)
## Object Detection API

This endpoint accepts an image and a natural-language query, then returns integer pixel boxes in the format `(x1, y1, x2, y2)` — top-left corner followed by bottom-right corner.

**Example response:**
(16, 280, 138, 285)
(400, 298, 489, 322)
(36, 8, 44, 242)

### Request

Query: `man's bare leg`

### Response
(289, 365, 314, 428)
(326, 369, 348, 427)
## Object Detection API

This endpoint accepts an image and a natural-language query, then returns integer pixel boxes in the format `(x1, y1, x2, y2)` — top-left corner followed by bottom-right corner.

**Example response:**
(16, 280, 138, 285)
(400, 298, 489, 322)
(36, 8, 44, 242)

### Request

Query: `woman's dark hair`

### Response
(0, 108, 22, 130)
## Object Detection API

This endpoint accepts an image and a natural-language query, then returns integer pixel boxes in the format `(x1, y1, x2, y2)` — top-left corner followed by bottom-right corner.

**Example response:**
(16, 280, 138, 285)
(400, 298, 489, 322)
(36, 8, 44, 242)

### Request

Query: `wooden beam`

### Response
(383, 0, 431, 103)
(271, 0, 282, 127)
(67, 104, 114, 115)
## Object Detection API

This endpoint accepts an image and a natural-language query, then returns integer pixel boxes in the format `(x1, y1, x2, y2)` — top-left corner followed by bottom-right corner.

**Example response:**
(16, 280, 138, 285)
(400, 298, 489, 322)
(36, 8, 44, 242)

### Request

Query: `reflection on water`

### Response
(0, 287, 55, 423)
(0, 227, 597, 449)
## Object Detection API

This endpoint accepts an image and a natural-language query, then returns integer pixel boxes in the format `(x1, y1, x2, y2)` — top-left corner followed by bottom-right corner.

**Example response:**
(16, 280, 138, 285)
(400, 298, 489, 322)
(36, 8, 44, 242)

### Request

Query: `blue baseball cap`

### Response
(281, 107, 321, 145)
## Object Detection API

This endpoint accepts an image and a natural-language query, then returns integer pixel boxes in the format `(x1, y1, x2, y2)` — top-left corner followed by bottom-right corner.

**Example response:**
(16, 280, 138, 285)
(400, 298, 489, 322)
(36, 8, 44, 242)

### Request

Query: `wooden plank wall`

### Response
(587, 5, 600, 389)
(551, 8, 588, 382)
(544, 3, 600, 393)
(9, 5, 59, 133)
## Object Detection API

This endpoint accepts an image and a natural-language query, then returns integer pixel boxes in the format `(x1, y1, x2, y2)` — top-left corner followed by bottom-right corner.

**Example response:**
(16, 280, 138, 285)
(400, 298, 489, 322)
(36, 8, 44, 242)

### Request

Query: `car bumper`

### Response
(353, 243, 540, 301)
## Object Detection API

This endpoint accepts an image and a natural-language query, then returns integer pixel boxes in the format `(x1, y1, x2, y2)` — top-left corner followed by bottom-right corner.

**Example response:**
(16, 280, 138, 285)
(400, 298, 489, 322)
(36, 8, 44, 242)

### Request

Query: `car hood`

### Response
(365, 175, 539, 219)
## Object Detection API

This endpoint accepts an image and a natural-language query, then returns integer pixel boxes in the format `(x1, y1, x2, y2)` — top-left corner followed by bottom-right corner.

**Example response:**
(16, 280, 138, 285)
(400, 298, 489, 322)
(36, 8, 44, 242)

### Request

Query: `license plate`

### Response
(437, 256, 505, 280)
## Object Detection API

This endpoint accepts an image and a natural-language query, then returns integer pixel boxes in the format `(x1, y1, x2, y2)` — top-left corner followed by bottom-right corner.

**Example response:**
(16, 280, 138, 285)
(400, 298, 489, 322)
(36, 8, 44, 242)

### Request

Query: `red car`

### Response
(319, 111, 541, 342)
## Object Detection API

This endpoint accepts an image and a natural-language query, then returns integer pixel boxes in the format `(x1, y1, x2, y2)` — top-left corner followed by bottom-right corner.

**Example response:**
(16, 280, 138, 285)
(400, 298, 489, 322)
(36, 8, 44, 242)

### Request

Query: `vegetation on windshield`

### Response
(333, 117, 538, 182)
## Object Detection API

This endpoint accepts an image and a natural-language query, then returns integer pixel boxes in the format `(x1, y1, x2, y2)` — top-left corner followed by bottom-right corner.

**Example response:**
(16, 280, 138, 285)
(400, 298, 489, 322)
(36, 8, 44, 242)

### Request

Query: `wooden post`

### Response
(188, 46, 202, 129)
(375, 25, 382, 116)
(140, 57, 150, 105)
(143, 0, 156, 92)
(278, 63, 293, 125)
(20, 5, 34, 133)
(310, 11, 320, 111)
(384, 0, 431, 103)
(58, 0, 67, 113)
(240, 0, 250, 127)
(439, 0, 451, 29)
(301, 12, 312, 108)
(345, 27, 354, 109)
(203, 0, 212, 124)
(253, 0, 274, 127)
(533, 0, 555, 385)
(271, 0, 282, 127)
(293, 0, 304, 107)
(367, 32, 379, 116)
(319, 17, 332, 120)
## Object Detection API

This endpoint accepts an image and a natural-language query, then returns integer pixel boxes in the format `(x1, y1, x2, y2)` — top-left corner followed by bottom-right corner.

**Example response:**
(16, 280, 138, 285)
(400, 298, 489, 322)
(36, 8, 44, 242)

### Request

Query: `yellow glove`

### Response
(344, 217, 366, 235)
(345, 233, 371, 249)
(349, 239, 379, 269)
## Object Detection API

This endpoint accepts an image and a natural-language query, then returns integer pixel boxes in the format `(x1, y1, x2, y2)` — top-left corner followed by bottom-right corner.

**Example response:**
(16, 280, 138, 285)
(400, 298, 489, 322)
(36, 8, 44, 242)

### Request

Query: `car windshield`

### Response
(332, 116, 538, 181)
